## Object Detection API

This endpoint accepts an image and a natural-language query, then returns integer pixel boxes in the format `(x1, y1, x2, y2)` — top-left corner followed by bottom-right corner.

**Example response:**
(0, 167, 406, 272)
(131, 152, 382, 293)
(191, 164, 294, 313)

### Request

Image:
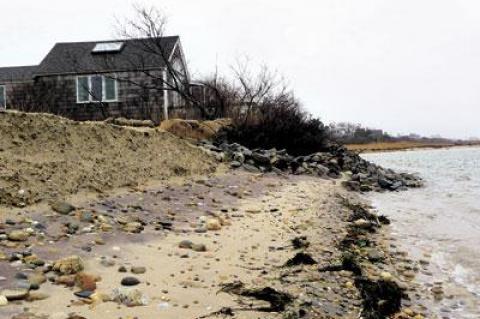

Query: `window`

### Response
(76, 75, 118, 103)
(103, 77, 117, 101)
(92, 42, 124, 53)
(0, 85, 6, 108)
(77, 77, 90, 103)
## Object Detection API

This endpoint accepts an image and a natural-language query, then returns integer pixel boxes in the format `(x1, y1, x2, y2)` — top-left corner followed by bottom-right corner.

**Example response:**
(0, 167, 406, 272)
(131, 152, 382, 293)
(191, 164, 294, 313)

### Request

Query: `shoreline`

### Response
(0, 171, 430, 319)
(346, 141, 480, 154)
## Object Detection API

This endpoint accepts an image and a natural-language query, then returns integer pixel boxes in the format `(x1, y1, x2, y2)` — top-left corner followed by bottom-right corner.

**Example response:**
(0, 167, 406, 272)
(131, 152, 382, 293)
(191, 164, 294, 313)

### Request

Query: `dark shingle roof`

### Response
(0, 65, 38, 82)
(35, 36, 180, 76)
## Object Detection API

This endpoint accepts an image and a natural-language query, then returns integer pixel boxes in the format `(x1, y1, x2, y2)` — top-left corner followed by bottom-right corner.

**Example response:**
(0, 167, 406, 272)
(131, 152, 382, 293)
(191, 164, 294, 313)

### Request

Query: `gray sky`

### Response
(1, 0, 479, 139)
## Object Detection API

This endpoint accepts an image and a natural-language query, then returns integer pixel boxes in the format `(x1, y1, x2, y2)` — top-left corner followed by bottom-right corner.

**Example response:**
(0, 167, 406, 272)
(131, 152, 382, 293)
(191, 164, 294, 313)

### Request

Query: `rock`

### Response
(178, 240, 194, 249)
(53, 256, 84, 275)
(121, 277, 140, 286)
(79, 211, 94, 223)
(206, 218, 222, 231)
(100, 258, 116, 267)
(23, 255, 45, 267)
(233, 152, 245, 163)
(28, 273, 47, 287)
(317, 164, 329, 176)
(8, 230, 29, 241)
(191, 244, 207, 252)
(1, 288, 29, 300)
(380, 272, 393, 281)
(230, 161, 242, 168)
(51, 201, 76, 215)
(55, 275, 76, 287)
(353, 219, 374, 229)
(26, 291, 50, 301)
(75, 273, 99, 291)
(90, 292, 111, 304)
(367, 249, 385, 262)
(123, 222, 143, 233)
(131, 266, 146, 275)
(111, 287, 148, 306)
(252, 152, 271, 165)
(74, 290, 94, 299)
(378, 178, 393, 189)
(0, 295, 8, 306)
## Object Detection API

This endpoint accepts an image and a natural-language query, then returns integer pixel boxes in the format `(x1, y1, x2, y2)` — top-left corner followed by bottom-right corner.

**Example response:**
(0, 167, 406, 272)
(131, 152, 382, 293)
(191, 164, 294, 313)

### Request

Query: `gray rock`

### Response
(51, 201, 76, 215)
(233, 152, 245, 163)
(230, 161, 242, 168)
(178, 240, 193, 249)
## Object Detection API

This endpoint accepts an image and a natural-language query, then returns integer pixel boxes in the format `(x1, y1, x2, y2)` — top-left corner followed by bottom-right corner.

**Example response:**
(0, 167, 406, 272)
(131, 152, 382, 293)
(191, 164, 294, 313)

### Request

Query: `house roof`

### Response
(0, 65, 38, 83)
(35, 36, 180, 76)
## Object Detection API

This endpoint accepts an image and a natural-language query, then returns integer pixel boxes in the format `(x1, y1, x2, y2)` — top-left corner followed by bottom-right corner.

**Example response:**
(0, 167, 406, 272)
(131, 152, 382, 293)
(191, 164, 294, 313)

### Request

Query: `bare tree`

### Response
(114, 5, 203, 120)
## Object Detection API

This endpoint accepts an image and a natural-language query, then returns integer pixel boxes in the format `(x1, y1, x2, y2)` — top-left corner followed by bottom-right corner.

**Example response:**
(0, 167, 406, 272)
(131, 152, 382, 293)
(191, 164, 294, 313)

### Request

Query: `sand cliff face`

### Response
(0, 111, 216, 207)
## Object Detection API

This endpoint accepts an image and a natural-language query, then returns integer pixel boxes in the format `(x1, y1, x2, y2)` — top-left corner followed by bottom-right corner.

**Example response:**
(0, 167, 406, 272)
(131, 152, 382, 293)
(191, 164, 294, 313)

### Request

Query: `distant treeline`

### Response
(328, 122, 467, 145)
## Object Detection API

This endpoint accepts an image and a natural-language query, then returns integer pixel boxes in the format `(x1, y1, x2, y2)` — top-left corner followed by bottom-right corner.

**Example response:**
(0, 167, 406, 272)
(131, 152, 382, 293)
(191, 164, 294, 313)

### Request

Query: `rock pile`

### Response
(198, 141, 422, 192)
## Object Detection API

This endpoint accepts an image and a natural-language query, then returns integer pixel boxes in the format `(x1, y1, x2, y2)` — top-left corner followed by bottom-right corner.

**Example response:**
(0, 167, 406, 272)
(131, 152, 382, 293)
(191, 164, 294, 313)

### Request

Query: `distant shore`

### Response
(346, 141, 480, 153)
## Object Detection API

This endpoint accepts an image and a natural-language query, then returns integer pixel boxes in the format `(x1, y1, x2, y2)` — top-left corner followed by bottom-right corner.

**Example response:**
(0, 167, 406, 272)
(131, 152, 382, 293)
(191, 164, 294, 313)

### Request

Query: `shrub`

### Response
(220, 102, 329, 156)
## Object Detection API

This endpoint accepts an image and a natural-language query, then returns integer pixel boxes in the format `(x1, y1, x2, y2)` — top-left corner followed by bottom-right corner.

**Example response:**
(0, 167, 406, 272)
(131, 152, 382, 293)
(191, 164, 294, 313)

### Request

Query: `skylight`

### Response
(92, 42, 125, 53)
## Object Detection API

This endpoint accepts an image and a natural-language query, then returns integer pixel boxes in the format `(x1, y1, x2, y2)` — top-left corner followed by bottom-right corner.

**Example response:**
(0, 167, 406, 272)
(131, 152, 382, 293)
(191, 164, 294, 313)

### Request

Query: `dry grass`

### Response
(346, 141, 459, 153)
(159, 118, 231, 140)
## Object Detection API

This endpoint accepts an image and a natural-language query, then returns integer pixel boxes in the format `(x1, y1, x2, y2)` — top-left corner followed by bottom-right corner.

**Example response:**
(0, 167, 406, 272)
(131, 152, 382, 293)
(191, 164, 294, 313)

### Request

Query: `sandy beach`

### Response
(0, 170, 431, 319)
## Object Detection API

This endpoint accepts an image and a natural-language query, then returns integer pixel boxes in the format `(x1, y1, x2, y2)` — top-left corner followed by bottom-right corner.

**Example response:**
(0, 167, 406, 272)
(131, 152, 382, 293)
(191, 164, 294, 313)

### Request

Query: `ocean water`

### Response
(363, 147, 480, 319)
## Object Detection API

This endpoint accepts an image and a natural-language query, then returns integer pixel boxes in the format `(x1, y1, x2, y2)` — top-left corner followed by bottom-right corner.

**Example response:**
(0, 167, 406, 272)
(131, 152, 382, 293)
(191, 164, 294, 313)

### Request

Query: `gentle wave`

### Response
(364, 147, 480, 319)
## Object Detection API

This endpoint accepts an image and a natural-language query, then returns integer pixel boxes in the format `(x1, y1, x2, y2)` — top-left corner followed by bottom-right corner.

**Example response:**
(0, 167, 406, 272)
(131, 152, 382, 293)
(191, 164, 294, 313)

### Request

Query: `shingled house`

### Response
(0, 36, 190, 123)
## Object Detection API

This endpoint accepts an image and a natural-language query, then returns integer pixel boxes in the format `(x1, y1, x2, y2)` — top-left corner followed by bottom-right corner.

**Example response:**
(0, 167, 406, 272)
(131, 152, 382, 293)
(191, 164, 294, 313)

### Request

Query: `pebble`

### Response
(75, 273, 98, 291)
(131, 266, 147, 274)
(51, 201, 76, 215)
(53, 256, 84, 275)
(179, 240, 193, 249)
(1, 288, 29, 300)
(206, 219, 221, 231)
(74, 290, 94, 299)
(111, 287, 148, 306)
(121, 277, 140, 286)
(191, 244, 207, 252)
(0, 295, 7, 306)
(7, 230, 29, 241)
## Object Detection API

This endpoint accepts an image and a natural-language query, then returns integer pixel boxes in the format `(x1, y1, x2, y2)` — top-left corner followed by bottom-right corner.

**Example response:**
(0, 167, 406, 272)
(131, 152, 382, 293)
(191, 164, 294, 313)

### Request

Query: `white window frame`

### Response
(76, 76, 91, 104)
(76, 75, 118, 104)
(0, 85, 6, 109)
(102, 76, 118, 102)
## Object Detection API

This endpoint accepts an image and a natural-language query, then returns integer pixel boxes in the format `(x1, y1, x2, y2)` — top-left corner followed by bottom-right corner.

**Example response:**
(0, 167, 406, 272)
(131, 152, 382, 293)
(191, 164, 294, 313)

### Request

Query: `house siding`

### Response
(6, 70, 170, 124)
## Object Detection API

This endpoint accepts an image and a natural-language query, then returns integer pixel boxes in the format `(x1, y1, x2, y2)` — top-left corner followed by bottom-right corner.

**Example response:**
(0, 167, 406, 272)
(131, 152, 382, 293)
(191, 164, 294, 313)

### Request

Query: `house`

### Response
(0, 36, 191, 123)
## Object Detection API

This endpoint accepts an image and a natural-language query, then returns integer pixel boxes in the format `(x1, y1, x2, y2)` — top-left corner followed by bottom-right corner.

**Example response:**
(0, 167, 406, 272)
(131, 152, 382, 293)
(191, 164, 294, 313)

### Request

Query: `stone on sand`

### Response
(1, 288, 29, 300)
(7, 230, 29, 241)
(51, 201, 76, 215)
(206, 218, 222, 231)
(121, 277, 140, 286)
(53, 256, 84, 275)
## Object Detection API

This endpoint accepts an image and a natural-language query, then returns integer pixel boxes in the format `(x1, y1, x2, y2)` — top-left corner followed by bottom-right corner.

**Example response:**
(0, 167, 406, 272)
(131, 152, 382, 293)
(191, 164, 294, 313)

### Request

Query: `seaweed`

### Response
(355, 278, 405, 319)
(284, 252, 317, 267)
(219, 281, 293, 312)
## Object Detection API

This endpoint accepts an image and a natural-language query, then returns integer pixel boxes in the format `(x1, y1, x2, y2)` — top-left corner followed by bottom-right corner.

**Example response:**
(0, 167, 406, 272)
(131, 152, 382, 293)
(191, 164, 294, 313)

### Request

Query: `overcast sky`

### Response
(1, 0, 479, 139)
